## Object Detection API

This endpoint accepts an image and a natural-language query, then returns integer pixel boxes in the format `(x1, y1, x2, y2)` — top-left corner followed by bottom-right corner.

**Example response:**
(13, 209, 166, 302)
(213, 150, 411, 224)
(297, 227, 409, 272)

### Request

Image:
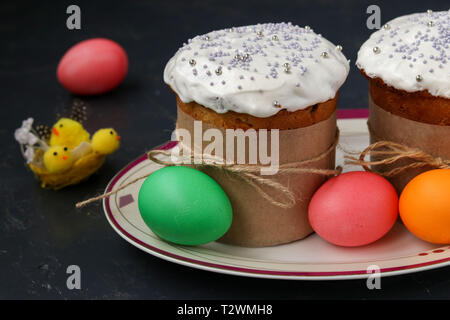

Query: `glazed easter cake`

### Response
(357, 10, 450, 192)
(164, 22, 349, 247)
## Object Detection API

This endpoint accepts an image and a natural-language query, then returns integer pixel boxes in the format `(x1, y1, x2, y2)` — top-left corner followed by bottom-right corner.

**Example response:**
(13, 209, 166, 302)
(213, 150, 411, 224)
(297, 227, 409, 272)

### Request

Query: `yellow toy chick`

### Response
(43, 146, 74, 173)
(49, 118, 90, 150)
(91, 128, 121, 155)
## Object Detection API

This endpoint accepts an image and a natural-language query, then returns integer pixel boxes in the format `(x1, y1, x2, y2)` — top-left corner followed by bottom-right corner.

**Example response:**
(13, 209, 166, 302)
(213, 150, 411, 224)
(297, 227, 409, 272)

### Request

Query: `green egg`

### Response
(138, 166, 233, 246)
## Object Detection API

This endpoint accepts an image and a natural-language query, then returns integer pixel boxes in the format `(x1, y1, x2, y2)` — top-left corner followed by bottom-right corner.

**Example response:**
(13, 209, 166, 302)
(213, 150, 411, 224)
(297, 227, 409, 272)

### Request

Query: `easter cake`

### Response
(356, 10, 450, 192)
(163, 22, 349, 247)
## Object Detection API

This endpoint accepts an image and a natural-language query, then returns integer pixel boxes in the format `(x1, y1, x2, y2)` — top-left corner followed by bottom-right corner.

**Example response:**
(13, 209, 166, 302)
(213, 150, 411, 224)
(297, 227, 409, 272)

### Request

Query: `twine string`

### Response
(75, 173, 153, 208)
(76, 129, 341, 209)
(345, 122, 450, 177)
(149, 149, 299, 209)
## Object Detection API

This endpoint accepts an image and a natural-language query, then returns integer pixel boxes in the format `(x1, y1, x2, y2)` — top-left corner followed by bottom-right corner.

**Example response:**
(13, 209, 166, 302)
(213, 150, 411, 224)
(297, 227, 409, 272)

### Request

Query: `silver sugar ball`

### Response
(427, 9, 433, 15)
(215, 67, 222, 75)
(204, 35, 210, 41)
(189, 59, 196, 66)
(427, 21, 434, 27)
(243, 53, 250, 60)
(272, 35, 279, 41)
(373, 46, 381, 54)
(336, 45, 343, 51)
(234, 54, 241, 60)
(272, 100, 279, 107)
(383, 24, 391, 30)
(320, 51, 328, 58)
(416, 74, 423, 82)
(257, 31, 263, 37)
(304, 25, 311, 31)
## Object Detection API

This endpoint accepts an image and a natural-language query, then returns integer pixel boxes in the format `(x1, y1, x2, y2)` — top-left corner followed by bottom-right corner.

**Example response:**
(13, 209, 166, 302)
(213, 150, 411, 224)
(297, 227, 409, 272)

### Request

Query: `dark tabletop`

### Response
(1, 0, 450, 300)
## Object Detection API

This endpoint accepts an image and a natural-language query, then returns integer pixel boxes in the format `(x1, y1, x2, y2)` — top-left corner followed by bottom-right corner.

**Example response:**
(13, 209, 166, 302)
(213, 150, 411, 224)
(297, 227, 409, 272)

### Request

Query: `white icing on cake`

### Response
(357, 10, 450, 98)
(164, 22, 350, 117)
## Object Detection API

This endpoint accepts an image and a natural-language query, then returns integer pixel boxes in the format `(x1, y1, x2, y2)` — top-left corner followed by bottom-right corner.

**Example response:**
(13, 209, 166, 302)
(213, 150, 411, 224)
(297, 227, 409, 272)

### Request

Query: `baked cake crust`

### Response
(360, 70, 450, 126)
(176, 93, 337, 130)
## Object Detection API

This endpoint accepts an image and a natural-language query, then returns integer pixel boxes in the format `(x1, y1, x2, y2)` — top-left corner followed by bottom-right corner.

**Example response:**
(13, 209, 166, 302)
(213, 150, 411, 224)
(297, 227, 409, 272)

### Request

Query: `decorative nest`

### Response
(28, 148, 106, 190)
(15, 115, 119, 190)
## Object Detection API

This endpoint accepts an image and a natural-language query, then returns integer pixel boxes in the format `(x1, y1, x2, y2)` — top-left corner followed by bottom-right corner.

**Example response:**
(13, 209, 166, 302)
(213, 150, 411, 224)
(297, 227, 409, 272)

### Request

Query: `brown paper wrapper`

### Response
(176, 106, 337, 247)
(369, 95, 450, 193)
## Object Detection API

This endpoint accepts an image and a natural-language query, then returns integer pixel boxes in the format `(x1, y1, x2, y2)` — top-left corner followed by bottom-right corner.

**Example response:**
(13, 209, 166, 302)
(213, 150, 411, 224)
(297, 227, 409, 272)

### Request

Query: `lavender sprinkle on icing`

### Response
(164, 22, 350, 117)
(356, 10, 449, 99)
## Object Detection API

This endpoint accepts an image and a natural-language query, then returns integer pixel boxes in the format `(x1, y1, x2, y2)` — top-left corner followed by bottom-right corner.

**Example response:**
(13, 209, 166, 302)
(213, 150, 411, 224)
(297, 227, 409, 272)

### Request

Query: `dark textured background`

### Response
(1, 0, 449, 299)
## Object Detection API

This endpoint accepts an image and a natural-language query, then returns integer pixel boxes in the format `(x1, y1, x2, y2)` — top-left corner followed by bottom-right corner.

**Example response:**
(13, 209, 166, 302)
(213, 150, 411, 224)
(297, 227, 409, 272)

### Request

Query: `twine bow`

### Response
(345, 140, 450, 176)
(76, 130, 341, 209)
(345, 122, 450, 176)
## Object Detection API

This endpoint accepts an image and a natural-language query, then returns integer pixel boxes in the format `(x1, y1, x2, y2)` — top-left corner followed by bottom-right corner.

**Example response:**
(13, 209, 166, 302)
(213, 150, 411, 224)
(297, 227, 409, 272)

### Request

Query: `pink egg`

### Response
(308, 171, 398, 247)
(57, 38, 128, 95)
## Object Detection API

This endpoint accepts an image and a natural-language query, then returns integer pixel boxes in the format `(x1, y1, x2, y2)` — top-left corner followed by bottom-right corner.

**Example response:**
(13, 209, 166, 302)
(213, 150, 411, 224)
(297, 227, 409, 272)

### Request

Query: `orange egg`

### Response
(399, 169, 450, 244)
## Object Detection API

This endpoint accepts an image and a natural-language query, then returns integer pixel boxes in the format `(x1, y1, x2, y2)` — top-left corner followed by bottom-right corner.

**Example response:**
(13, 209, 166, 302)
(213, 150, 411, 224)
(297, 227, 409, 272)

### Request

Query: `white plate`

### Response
(103, 118, 450, 280)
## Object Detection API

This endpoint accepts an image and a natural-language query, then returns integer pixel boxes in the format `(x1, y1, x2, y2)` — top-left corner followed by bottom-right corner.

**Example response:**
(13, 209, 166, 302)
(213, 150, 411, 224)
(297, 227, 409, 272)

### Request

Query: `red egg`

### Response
(308, 171, 398, 247)
(57, 38, 128, 95)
